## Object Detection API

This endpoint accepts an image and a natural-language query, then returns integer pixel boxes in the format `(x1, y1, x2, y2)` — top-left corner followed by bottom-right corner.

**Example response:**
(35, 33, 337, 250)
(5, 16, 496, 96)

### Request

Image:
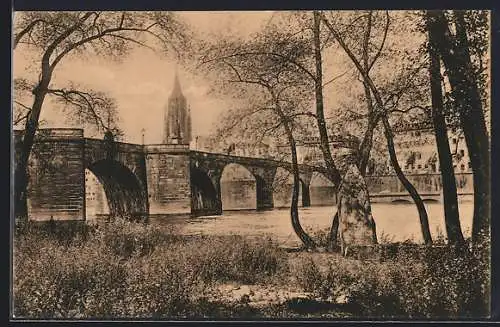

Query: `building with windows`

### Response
(392, 121, 471, 175)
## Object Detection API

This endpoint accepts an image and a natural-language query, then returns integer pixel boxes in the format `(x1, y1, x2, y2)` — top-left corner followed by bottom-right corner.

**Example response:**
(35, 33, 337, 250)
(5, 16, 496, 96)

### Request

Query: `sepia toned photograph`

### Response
(11, 9, 491, 320)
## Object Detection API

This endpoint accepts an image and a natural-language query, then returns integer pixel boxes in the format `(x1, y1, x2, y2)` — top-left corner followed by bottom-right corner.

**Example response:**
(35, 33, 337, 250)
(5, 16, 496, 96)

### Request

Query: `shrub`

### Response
(292, 242, 490, 319)
(13, 222, 289, 319)
(186, 235, 288, 284)
(310, 228, 331, 248)
(119, 251, 205, 318)
(13, 243, 127, 319)
(95, 218, 175, 259)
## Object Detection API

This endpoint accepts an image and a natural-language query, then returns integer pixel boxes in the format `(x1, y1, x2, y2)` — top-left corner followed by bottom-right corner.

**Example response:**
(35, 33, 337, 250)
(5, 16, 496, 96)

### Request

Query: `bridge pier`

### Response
(252, 168, 276, 211)
(302, 181, 311, 207)
(191, 176, 223, 217)
(144, 144, 192, 215)
(24, 129, 86, 221)
(256, 177, 274, 211)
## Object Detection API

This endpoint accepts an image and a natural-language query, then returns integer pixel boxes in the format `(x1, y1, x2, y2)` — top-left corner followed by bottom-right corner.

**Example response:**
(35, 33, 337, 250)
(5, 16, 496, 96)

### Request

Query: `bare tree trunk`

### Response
(337, 162, 378, 256)
(312, 11, 342, 250)
(454, 11, 490, 244)
(320, 13, 432, 245)
(427, 12, 465, 245)
(278, 107, 316, 248)
(358, 109, 377, 176)
(442, 11, 490, 243)
(358, 12, 378, 177)
(288, 129, 316, 249)
(14, 76, 51, 220)
(312, 12, 341, 186)
(427, 10, 490, 243)
(381, 115, 433, 244)
(313, 11, 377, 251)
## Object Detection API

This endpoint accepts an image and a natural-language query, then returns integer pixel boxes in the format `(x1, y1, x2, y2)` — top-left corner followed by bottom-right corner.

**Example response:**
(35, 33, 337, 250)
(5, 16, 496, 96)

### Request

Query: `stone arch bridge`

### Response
(15, 129, 337, 220)
(14, 129, 473, 221)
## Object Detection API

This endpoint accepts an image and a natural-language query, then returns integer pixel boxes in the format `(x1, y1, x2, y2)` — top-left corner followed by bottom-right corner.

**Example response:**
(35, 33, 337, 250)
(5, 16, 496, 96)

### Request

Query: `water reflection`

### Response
(148, 203, 474, 248)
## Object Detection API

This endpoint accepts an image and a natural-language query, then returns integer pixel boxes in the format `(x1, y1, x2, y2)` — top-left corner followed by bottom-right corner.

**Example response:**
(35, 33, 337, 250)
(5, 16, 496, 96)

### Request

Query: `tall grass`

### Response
(13, 219, 287, 319)
(13, 219, 490, 319)
(292, 240, 490, 319)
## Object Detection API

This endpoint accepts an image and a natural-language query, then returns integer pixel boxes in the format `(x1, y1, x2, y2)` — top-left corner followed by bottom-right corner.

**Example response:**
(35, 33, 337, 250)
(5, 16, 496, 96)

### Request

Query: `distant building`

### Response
(164, 72, 192, 145)
(193, 135, 276, 158)
(392, 121, 471, 175)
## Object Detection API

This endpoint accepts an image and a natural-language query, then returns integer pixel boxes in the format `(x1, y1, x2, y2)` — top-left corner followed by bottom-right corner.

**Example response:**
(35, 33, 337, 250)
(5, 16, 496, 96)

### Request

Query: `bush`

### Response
(292, 241, 490, 319)
(95, 218, 176, 259)
(14, 243, 127, 318)
(119, 251, 206, 318)
(185, 235, 288, 284)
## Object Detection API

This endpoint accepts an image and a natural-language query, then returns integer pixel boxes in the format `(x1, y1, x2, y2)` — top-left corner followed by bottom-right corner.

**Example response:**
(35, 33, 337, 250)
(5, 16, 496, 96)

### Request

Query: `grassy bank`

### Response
(12, 219, 490, 320)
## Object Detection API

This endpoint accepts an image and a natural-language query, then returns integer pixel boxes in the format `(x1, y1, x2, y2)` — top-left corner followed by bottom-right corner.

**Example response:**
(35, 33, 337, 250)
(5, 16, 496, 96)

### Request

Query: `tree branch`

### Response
(368, 11, 390, 72)
(13, 18, 45, 49)
(42, 12, 96, 71)
(46, 88, 111, 130)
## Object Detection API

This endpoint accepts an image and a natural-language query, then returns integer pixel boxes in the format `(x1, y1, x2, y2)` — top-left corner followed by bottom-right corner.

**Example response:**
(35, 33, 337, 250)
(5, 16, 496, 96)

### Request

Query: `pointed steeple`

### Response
(170, 68, 184, 99)
(164, 66, 191, 145)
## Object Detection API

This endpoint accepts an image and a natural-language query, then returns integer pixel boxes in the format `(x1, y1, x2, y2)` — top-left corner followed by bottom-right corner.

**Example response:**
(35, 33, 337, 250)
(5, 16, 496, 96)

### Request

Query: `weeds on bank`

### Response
(293, 239, 490, 319)
(13, 219, 490, 319)
(13, 219, 288, 319)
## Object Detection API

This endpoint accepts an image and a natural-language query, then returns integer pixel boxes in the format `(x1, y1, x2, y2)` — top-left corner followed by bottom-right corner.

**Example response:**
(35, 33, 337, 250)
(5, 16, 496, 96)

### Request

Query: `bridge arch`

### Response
(220, 163, 257, 211)
(86, 159, 148, 220)
(190, 166, 222, 216)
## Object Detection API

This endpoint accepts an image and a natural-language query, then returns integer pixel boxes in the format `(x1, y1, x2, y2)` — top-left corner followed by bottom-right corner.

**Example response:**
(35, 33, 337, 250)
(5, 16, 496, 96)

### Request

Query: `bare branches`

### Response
(391, 105, 430, 114)
(46, 86, 117, 131)
(13, 101, 32, 125)
(14, 11, 190, 74)
(368, 11, 390, 72)
(13, 18, 45, 49)
(322, 71, 348, 88)
(42, 12, 96, 71)
(201, 50, 316, 82)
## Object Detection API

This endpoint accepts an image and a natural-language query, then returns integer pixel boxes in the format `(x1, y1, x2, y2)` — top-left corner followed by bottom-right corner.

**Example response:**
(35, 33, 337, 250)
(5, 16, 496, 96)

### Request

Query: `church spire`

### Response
(164, 68, 191, 145)
(170, 68, 184, 99)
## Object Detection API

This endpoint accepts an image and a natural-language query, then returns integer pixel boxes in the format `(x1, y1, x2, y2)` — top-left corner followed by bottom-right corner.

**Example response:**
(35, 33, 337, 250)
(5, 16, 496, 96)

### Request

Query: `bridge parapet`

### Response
(145, 144, 190, 154)
(35, 128, 84, 140)
(189, 150, 328, 175)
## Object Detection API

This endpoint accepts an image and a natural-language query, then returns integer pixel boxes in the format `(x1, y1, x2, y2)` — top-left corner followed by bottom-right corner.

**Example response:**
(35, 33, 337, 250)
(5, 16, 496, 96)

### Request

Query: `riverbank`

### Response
(12, 219, 489, 320)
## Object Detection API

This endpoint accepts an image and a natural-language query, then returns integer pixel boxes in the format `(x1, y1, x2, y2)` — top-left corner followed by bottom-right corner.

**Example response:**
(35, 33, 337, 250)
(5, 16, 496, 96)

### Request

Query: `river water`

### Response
(150, 203, 474, 247)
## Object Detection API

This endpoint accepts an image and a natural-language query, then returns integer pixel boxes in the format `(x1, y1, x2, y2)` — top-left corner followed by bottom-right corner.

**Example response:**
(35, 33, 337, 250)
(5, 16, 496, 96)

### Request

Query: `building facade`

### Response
(392, 122, 471, 175)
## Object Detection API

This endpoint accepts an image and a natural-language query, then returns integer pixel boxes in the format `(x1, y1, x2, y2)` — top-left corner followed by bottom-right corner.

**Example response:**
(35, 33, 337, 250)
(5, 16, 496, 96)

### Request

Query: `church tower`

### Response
(163, 72, 192, 145)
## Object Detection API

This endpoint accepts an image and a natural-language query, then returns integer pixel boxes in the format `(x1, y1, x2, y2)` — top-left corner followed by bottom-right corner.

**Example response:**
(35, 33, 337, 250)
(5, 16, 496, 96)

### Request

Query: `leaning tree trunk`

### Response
(381, 114, 433, 245)
(330, 94, 380, 249)
(319, 13, 432, 245)
(330, 19, 381, 249)
(285, 119, 317, 249)
(14, 77, 50, 220)
(453, 11, 491, 243)
(429, 10, 490, 243)
(272, 94, 316, 249)
(427, 13, 465, 245)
